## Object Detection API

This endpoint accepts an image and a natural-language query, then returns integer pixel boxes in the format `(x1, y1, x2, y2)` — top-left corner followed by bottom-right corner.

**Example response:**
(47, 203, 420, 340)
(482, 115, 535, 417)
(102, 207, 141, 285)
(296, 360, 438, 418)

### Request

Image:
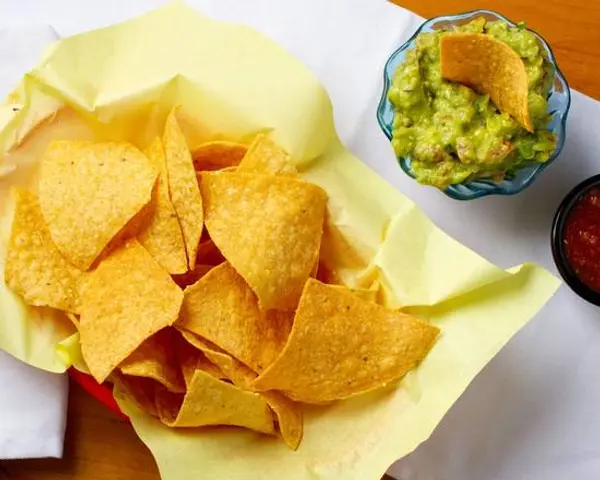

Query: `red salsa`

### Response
(564, 187, 600, 292)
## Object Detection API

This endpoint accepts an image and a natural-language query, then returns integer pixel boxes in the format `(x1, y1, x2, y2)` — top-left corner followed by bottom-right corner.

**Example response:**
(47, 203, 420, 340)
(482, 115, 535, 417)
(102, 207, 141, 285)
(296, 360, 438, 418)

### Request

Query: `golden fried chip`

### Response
(253, 279, 440, 403)
(192, 141, 247, 171)
(114, 374, 159, 417)
(261, 391, 303, 450)
(310, 254, 319, 278)
(172, 264, 213, 289)
(201, 172, 327, 309)
(176, 333, 226, 387)
(440, 32, 533, 131)
(155, 369, 275, 433)
(176, 262, 291, 372)
(177, 329, 257, 388)
(79, 240, 183, 383)
(180, 353, 225, 388)
(179, 332, 303, 450)
(119, 329, 185, 393)
(163, 109, 203, 270)
(138, 137, 188, 274)
(38, 141, 157, 270)
(237, 134, 297, 175)
(5, 189, 85, 313)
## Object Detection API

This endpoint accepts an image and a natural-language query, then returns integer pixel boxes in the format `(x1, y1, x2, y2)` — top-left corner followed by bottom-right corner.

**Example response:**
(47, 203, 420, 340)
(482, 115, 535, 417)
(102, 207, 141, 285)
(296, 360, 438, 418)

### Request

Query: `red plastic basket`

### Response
(68, 368, 128, 420)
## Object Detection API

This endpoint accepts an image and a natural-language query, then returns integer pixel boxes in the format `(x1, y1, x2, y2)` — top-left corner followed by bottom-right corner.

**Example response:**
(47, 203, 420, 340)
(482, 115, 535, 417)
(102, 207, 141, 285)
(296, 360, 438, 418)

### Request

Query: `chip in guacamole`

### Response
(388, 17, 556, 188)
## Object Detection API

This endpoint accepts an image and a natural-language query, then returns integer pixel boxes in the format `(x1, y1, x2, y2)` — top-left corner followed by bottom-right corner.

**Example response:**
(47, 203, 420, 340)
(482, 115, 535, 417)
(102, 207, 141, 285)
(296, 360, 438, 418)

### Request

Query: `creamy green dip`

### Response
(388, 18, 556, 188)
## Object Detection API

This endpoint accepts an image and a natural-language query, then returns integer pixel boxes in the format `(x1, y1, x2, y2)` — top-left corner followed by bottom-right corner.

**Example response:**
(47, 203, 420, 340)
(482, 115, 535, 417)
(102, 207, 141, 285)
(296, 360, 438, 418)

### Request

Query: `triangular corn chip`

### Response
(163, 109, 204, 270)
(253, 279, 440, 403)
(38, 141, 157, 270)
(176, 333, 227, 387)
(237, 133, 296, 175)
(261, 391, 303, 451)
(5, 189, 85, 313)
(138, 137, 188, 274)
(80, 240, 183, 383)
(201, 172, 327, 309)
(119, 328, 185, 393)
(177, 329, 257, 388)
(155, 369, 274, 433)
(441, 32, 533, 131)
(176, 262, 292, 372)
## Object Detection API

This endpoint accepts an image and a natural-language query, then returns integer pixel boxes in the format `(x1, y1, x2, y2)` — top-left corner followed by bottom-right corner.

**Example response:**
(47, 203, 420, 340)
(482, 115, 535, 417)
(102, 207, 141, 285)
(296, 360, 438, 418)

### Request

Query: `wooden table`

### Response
(2, 2, 599, 479)
(399, 0, 600, 100)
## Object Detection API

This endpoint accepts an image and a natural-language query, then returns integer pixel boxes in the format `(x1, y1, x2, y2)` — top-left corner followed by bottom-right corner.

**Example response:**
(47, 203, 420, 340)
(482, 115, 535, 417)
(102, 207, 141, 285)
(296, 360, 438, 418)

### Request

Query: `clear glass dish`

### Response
(376, 9, 571, 200)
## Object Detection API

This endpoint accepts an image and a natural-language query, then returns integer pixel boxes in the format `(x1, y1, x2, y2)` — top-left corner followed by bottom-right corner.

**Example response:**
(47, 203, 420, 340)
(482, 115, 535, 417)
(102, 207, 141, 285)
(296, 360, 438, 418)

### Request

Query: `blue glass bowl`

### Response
(377, 10, 571, 200)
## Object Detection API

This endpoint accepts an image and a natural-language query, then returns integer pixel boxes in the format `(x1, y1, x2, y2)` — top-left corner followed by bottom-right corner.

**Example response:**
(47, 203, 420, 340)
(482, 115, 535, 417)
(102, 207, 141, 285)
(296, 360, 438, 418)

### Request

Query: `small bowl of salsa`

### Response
(552, 174, 600, 306)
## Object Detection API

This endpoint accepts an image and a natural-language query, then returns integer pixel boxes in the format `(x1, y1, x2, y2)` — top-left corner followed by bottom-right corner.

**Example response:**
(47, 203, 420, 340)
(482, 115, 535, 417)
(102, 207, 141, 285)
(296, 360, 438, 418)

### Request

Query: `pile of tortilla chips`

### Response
(4, 109, 440, 450)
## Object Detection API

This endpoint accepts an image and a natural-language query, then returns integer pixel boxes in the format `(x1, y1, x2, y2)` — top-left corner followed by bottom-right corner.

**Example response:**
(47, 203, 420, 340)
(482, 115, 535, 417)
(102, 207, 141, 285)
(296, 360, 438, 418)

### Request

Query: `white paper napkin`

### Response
(0, 350, 67, 459)
(4, 1, 600, 477)
(0, 24, 68, 460)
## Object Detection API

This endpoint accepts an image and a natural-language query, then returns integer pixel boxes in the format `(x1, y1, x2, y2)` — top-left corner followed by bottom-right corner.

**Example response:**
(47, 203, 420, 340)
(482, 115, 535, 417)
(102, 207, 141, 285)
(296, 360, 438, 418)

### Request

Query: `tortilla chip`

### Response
(138, 137, 188, 274)
(38, 141, 157, 270)
(201, 172, 327, 309)
(177, 329, 257, 388)
(119, 328, 185, 393)
(171, 264, 213, 289)
(176, 262, 291, 372)
(440, 32, 533, 131)
(155, 369, 275, 433)
(178, 339, 226, 387)
(163, 109, 204, 270)
(114, 374, 158, 417)
(179, 327, 302, 449)
(252, 279, 440, 403)
(192, 141, 247, 171)
(5, 189, 85, 313)
(310, 254, 319, 278)
(79, 239, 183, 383)
(237, 133, 297, 175)
(261, 391, 303, 451)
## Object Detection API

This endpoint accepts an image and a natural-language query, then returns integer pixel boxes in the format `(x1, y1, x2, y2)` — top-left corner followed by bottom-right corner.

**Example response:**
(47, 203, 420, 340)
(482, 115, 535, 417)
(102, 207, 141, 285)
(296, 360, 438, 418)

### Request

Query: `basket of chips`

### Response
(0, 4, 559, 479)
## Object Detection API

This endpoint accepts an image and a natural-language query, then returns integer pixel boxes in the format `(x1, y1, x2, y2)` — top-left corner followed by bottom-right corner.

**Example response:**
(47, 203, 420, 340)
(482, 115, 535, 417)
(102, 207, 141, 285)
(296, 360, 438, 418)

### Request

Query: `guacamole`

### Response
(388, 18, 556, 188)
